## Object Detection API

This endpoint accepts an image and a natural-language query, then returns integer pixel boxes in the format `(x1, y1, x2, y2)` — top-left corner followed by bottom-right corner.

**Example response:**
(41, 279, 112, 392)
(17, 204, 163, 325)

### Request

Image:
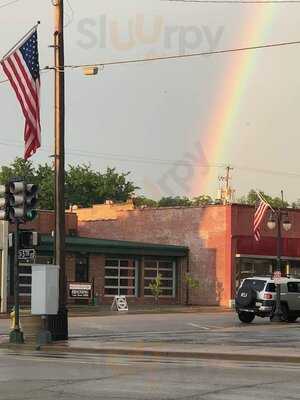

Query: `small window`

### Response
(75, 256, 89, 282)
(288, 282, 300, 293)
(241, 279, 266, 292)
(265, 283, 276, 293)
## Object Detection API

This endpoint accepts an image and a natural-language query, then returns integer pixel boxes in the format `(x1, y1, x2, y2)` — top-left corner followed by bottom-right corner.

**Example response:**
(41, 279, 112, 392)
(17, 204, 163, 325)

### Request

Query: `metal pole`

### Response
(9, 222, 24, 343)
(51, 0, 68, 340)
(272, 211, 283, 322)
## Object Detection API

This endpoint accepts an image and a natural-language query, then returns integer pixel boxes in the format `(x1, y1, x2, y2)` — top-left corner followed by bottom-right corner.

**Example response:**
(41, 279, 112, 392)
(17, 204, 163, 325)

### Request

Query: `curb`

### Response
(1, 343, 300, 364)
(0, 308, 233, 319)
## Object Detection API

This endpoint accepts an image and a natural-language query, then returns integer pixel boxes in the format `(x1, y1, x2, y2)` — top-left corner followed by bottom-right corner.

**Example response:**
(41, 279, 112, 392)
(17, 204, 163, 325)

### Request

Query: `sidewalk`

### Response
(0, 305, 232, 319)
(2, 337, 300, 364)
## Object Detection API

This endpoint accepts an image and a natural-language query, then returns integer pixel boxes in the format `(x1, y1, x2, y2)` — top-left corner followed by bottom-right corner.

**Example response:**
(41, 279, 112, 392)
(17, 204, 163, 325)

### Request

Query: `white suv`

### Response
(235, 276, 300, 323)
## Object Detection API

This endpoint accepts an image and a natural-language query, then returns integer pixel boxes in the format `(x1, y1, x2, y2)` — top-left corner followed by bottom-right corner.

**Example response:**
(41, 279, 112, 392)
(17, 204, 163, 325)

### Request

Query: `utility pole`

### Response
(218, 166, 235, 205)
(49, 0, 68, 340)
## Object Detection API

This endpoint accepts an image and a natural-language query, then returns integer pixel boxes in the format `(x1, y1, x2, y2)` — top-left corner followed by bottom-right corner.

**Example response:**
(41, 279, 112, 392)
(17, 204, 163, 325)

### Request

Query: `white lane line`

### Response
(187, 323, 210, 330)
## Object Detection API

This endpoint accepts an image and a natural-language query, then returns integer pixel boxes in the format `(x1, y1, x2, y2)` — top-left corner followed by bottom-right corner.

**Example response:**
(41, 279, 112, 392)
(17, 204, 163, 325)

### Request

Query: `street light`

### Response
(267, 209, 291, 322)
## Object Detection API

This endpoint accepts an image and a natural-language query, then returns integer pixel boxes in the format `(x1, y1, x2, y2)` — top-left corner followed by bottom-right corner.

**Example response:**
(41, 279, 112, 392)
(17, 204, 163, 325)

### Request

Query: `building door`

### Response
(75, 256, 89, 282)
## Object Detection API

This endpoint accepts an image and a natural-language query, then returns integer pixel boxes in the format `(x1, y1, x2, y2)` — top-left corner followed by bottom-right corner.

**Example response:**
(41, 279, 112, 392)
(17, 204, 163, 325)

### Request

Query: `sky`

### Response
(1, 0, 300, 202)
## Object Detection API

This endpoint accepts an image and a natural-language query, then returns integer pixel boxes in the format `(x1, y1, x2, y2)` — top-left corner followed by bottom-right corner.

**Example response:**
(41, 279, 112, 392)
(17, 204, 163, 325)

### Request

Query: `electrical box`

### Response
(31, 264, 59, 315)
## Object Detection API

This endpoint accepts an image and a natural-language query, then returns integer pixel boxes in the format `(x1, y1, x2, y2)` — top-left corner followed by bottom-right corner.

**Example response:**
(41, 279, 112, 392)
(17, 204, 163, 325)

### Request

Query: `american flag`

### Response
(1, 29, 41, 160)
(254, 198, 270, 241)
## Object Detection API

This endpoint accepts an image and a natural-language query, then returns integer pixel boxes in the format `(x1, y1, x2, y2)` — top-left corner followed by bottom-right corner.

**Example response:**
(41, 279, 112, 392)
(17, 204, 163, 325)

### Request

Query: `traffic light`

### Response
(0, 184, 9, 220)
(25, 184, 38, 221)
(9, 181, 26, 220)
(8, 180, 38, 223)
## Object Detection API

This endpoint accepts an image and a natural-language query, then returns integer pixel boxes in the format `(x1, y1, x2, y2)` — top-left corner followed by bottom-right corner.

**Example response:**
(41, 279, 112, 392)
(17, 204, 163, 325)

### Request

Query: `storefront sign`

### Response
(68, 283, 92, 299)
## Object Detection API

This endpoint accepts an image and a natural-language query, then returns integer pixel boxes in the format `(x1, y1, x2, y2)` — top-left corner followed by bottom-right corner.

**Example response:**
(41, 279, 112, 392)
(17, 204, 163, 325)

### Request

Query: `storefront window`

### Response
(144, 259, 176, 297)
(236, 257, 300, 289)
(104, 258, 138, 297)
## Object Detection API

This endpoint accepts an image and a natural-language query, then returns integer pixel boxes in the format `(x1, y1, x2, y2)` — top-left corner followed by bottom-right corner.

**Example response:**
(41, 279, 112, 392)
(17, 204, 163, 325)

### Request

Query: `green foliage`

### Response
(0, 158, 138, 210)
(158, 196, 192, 207)
(237, 189, 289, 208)
(192, 195, 213, 206)
(133, 196, 158, 208)
(184, 273, 200, 289)
(149, 274, 163, 303)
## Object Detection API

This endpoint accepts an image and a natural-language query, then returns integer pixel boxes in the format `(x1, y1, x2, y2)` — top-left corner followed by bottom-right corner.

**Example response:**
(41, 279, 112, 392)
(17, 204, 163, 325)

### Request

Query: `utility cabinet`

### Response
(31, 264, 59, 315)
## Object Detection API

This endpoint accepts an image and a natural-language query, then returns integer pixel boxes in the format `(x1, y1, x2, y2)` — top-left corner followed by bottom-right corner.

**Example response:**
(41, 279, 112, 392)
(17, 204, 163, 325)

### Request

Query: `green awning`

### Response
(38, 235, 188, 257)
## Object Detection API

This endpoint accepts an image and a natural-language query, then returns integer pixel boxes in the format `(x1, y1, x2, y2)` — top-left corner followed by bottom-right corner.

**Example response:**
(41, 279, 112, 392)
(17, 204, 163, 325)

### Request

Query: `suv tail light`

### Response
(263, 293, 273, 300)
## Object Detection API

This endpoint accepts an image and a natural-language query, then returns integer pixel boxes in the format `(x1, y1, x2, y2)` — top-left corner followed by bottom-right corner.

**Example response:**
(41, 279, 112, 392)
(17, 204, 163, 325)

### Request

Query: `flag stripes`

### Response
(1, 29, 41, 160)
(254, 199, 270, 241)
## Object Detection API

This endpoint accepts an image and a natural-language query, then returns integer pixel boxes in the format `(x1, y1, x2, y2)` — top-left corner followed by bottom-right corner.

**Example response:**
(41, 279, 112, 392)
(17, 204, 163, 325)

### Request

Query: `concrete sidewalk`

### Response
(2, 338, 300, 364)
(0, 305, 231, 319)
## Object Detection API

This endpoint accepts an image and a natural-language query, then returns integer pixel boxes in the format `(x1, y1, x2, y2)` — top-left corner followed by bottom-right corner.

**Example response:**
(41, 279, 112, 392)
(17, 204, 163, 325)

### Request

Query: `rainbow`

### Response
(191, 6, 278, 197)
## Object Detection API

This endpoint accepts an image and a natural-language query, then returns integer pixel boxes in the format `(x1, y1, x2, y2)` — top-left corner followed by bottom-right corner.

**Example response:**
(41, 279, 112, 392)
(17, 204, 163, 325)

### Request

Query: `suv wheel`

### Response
(238, 311, 255, 323)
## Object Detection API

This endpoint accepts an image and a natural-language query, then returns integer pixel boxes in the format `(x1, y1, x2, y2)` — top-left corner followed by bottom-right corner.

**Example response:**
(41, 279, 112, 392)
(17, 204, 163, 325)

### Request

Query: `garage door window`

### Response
(144, 259, 176, 297)
(105, 258, 138, 297)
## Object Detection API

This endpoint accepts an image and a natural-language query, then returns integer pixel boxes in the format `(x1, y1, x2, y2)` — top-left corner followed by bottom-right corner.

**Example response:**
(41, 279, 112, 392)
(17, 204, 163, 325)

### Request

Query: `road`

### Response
(2, 312, 300, 348)
(0, 348, 300, 399)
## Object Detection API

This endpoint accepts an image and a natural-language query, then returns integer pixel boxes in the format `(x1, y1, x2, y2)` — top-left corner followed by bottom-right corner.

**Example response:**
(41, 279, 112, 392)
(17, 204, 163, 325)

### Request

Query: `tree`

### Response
(184, 273, 200, 305)
(133, 196, 158, 208)
(149, 274, 163, 305)
(0, 158, 138, 210)
(238, 190, 289, 208)
(0, 157, 35, 184)
(158, 196, 192, 207)
(192, 195, 213, 206)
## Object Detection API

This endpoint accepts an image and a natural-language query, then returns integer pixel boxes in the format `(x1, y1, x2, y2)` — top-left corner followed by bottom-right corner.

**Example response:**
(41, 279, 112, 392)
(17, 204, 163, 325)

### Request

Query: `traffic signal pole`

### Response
(52, 0, 68, 340)
(9, 221, 24, 343)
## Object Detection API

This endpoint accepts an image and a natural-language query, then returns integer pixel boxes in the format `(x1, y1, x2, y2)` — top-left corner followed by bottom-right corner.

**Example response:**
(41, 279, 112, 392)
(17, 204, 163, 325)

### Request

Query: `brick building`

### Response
(77, 202, 300, 307)
(0, 210, 188, 311)
(2, 202, 300, 311)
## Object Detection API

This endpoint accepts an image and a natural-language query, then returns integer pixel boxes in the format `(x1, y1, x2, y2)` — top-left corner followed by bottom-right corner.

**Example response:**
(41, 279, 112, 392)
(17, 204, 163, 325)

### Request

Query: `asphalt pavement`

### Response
(0, 348, 300, 399)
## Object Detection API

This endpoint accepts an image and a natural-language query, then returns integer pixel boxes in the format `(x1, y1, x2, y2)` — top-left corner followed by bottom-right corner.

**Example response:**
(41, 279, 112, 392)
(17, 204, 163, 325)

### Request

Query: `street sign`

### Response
(111, 296, 128, 312)
(18, 248, 36, 262)
(273, 271, 287, 285)
(68, 283, 92, 299)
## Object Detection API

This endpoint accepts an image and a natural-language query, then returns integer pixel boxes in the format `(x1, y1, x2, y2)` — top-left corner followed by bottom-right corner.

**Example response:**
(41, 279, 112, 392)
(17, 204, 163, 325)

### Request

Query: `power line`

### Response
(65, 39, 300, 69)
(0, 0, 23, 9)
(0, 138, 300, 179)
(1, 38, 300, 86)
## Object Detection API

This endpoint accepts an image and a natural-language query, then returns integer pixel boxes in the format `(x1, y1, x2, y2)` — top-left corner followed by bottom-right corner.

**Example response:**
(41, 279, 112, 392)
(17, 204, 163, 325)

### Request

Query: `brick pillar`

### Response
(66, 254, 75, 282)
(89, 255, 105, 303)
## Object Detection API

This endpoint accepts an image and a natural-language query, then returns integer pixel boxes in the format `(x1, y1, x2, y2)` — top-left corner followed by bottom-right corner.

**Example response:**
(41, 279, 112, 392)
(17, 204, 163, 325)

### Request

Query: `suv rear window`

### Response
(241, 279, 266, 292)
(265, 283, 276, 293)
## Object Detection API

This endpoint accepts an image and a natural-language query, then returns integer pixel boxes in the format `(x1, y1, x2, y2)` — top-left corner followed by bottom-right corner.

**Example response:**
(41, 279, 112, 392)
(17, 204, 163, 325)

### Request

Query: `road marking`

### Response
(188, 323, 210, 330)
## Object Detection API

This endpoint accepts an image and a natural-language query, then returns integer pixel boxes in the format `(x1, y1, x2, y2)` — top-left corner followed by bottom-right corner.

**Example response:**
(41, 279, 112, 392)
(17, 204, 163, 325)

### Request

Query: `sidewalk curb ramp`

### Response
(2, 343, 300, 364)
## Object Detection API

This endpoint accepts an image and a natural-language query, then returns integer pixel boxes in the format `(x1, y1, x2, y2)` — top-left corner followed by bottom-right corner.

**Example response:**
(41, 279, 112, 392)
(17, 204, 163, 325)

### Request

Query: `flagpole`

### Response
(255, 190, 275, 212)
(1, 21, 40, 62)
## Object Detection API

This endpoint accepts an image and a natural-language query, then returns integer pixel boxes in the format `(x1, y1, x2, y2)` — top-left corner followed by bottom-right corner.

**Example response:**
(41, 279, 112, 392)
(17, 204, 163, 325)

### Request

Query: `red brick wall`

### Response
(78, 206, 229, 306)
(9, 211, 78, 235)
